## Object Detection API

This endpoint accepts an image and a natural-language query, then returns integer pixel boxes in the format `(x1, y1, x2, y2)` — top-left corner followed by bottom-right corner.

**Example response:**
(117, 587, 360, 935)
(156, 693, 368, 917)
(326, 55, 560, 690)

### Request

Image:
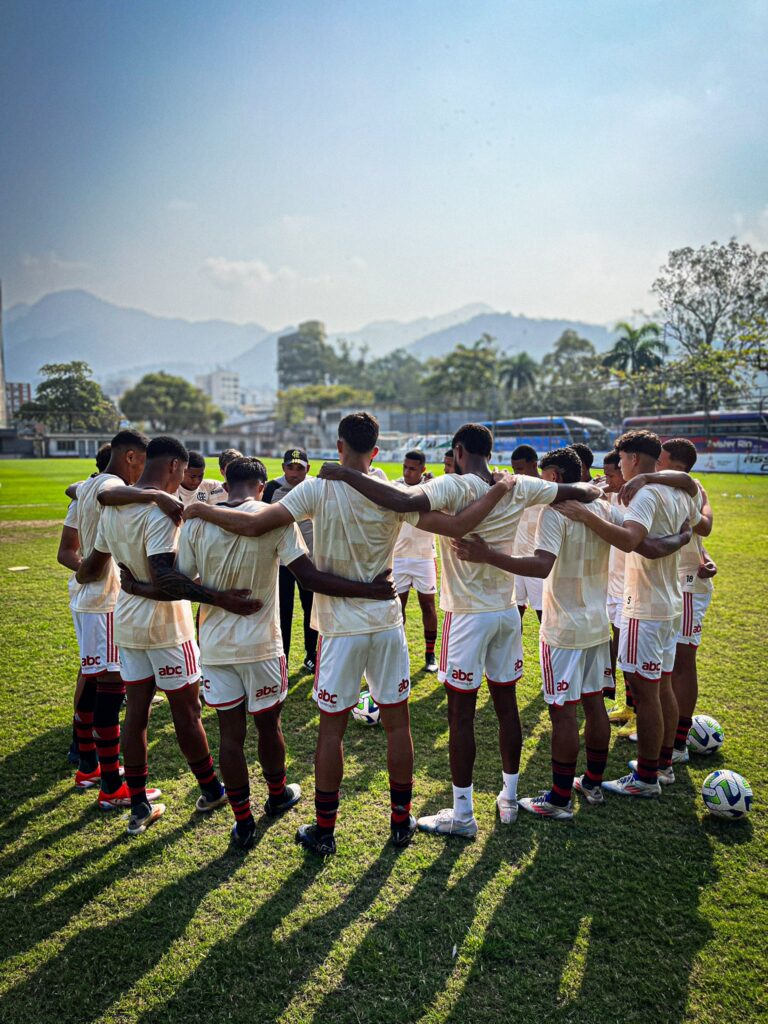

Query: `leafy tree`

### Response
(602, 321, 668, 374)
(365, 349, 426, 405)
(541, 330, 597, 381)
(120, 372, 223, 432)
(17, 361, 118, 432)
(498, 352, 539, 394)
(421, 335, 500, 411)
(277, 321, 337, 390)
(276, 384, 373, 428)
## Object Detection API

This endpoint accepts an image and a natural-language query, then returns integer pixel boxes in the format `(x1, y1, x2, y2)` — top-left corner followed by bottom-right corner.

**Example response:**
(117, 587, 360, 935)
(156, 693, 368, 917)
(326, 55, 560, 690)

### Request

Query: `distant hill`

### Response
(327, 303, 495, 357)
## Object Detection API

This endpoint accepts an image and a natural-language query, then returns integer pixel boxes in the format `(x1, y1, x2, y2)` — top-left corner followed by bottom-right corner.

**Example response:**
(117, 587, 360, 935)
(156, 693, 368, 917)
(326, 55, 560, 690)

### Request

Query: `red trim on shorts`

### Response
(624, 670, 662, 684)
(439, 612, 452, 675)
(208, 696, 246, 709)
(487, 675, 522, 687)
(279, 656, 288, 695)
(157, 679, 196, 694)
(318, 700, 358, 716)
(82, 667, 110, 677)
(541, 641, 554, 696)
(314, 637, 323, 694)
(442, 679, 479, 694)
(682, 592, 694, 638)
(376, 694, 410, 707)
(250, 696, 286, 717)
(123, 675, 156, 686)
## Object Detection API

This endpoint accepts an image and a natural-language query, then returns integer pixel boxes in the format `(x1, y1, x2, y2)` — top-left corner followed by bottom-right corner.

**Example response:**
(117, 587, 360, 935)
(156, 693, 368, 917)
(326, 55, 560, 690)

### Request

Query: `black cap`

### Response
(282, 448, 308, 467)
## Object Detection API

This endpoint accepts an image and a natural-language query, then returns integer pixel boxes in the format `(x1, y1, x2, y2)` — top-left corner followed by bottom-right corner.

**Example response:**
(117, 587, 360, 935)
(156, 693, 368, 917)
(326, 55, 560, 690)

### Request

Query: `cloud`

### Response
(201, 257, 310, 289)
(22, 251, 91, 273)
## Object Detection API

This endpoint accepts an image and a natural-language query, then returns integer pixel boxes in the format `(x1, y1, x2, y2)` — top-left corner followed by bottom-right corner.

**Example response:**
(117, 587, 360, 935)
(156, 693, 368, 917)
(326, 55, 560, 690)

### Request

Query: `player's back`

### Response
(393, 479, 436, 560)
(73, 473, 122, 612)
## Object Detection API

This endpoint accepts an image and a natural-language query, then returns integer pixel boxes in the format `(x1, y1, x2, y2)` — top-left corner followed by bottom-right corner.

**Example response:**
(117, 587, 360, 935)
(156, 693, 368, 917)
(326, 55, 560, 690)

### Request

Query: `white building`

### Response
(196, 369, 241, 413)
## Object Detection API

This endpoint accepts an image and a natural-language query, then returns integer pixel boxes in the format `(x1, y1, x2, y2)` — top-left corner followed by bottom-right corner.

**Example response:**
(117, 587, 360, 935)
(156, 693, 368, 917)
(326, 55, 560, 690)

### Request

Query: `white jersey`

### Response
(95, 502, 195, 649)
(623, 484, 701, 621)
(535, 501, 622, 649)
(64, 489, 83, 606)
(607, 492, 627, 600)
(513, 504, 542, 556)
(73, 473, 123, 613)
(678, 487, 712, 596)
(393, 479, 436, 560)
(419, 473, 558, 614)
(177, 498, 307, 664)
(280, 476, 419, 638)
(176, 479, 228, 507)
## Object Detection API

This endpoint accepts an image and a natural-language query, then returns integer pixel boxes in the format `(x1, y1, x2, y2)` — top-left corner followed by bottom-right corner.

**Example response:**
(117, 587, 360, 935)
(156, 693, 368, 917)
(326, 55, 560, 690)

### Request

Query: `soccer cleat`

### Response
(573, 775, 605, 805)
(417, 808, 478, 838)
(425, 653, 438, 673)
(303, 655, 316, 673)
(518, 794, 574, 821)
(616, 715, 637, 738)
(671, 746, 690, 765)
(602, 773, 661, 798)
(74, 765, 101, 789)
(126, 802, 166, 835)
(231, 820, 257, 850)
(627, 760, 675, 786)
(295, 823, 337, 856)
(195, 788, 229, 813)
(97, 783, 162, 810)
(264, 783, 302, 818)
(627, 732, 638, 743)
(496, 793, 519, 824)
(607, 704, 634, 724)
(391, 814, 417, 848)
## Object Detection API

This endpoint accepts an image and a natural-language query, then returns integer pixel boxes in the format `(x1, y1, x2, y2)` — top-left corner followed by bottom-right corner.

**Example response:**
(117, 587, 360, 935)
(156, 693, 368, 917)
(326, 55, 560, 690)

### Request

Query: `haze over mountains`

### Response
(5, 289, 618, 393)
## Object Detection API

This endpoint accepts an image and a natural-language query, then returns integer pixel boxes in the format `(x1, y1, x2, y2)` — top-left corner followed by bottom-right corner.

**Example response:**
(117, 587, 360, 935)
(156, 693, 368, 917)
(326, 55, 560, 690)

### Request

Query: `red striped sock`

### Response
(94, 682, 125, 793)
(585, 746, 608, 786)
(424, 631, 437, 656)
(659, 745, 674, 770)
(549, 759, 576, 807)
(390, 778, 413, 825)
(226, 783, 254, 830)
(75, 678, 98, 771)
(635, 756, 658, 784)
(674, 716, 692, 751)
(125, 762, 148, 810)
(188, 754, 221, 798)
(315, 788, 339, 837)
(264, 769, 287, 803)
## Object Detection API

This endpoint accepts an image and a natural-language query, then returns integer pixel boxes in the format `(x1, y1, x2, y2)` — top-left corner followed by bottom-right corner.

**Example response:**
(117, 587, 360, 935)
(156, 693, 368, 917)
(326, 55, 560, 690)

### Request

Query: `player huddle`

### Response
(58, 412, 714, 852)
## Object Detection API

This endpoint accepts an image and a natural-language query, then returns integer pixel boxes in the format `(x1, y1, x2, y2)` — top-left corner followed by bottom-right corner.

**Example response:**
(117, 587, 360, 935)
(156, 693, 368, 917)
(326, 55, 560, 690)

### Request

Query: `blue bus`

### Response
(621, 410, 768, 454)
(482, 416, 611, 457)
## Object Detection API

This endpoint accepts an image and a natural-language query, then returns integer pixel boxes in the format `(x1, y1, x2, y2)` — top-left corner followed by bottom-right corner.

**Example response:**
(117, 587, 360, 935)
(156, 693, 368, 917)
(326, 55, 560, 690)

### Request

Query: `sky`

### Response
(1, 0, 766, 331)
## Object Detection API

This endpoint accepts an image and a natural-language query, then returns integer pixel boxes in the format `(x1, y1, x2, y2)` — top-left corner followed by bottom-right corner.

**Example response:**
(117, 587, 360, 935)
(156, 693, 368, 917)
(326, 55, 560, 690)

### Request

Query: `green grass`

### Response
(0, 461, 765, 1024)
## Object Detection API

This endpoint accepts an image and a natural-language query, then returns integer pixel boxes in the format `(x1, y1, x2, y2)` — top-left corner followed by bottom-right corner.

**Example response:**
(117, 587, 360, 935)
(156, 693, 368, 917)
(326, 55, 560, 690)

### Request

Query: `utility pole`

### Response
(0, 281, 8, 428)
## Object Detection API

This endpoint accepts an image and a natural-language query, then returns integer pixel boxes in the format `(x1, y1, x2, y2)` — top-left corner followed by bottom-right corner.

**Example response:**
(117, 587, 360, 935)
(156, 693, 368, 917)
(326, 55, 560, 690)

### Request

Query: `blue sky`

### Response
(1, 0, 766, 329)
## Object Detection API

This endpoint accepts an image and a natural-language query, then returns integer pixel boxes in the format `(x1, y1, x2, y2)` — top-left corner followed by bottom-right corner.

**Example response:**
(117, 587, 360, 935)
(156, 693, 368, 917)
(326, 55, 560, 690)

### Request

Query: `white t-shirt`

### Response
(64, 487, 83, 605)
(678, 487, 712, 596)
(280, 476, 419, 637)
(622, 484, 701, 621)
(73, 473, 123, 613)
(535, 501, 623, 648)
(393, 479, 436, 560)
(419, 473, 558, 614)
(176, 479, 228, 508)
(607, 492, 627, 600)
(177, 499, 307, 664)
(513, 504, 542, 557)
(95, 503, 195, 649)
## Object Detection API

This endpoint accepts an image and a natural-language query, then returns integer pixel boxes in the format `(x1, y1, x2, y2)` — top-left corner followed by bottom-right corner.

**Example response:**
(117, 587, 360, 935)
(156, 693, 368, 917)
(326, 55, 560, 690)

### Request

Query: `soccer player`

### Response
(454, 446, 689, 819)
(393, 450, 439, 672)
(317, 423, 601, 836)
(176, 455, 400, 848)
(602, 450, 632, 717)
(558, 430, 700, 797)
(443, 449, 455, 474)
(218, 448, 243, 478)
(656, 439, 716, 764)
(184, 412, 515, 854)
(176, 451, 227, 506)
(570, 442, 594, 482)
(262, 448, 318, 671)
(77, 435, 260, 835)
(509, 444, 543, 623)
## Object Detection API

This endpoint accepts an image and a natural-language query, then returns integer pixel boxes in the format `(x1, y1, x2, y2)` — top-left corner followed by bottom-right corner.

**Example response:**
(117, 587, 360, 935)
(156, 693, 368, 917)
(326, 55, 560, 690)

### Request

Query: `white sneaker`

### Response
(518, 793, 574, 821)
(671, 747, 689, 765)
(627, 760, 676, 786)
(573, 775, 605, 806)
(496, 793, 518, 824)
(602, 773, 661, 798)
(417, 808, 478, 838)
(628, 731, 638, 743)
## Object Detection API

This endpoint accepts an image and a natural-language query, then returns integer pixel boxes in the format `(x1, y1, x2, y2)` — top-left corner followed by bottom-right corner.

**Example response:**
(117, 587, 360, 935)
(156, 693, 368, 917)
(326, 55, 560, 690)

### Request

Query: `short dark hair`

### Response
(540, 446, 582, 483)
(224, 456, 267, 485)
(95, 443, 112, 472)
(452, 423, 493, 457)
(570, 442, 594, 470)
(110, 428, 149, 451)
(404, 449, 426, 465)
(338, 411, 379, 453)
(603, 450, 620, 468)
(662, 437, 698, 471)
(219, 448, 243, 472)
(615, 429, 662, 460)
(444, 448, 453, 459)
(511, 444, 538, 463)
(187, 450, 206, 470)
(146, 435, 189, 463)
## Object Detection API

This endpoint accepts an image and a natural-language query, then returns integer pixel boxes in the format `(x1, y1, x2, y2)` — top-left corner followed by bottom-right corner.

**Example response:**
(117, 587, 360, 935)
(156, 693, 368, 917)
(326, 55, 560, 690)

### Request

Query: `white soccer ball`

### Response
(701, 770, 753, 819)
(352, 690, 381, 726)
(687, 714, 724, 755)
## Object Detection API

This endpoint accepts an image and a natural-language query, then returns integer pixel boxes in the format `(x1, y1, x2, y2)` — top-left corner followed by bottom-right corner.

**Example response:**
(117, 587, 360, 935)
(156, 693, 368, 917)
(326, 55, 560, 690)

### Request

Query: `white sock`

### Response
(452, 784, 474, 820)
(501, 772, 519, 802)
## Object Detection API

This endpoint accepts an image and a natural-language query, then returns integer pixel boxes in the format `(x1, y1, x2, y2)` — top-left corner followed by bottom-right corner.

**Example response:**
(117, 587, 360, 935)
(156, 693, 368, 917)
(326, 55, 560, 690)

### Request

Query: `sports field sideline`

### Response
(0, 459, 765, 1024)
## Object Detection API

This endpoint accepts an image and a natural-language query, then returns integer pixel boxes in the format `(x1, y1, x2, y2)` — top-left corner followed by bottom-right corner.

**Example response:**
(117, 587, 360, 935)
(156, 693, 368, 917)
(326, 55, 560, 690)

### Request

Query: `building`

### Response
(195, 369, 241, 413)
(5, 381, 32, 418)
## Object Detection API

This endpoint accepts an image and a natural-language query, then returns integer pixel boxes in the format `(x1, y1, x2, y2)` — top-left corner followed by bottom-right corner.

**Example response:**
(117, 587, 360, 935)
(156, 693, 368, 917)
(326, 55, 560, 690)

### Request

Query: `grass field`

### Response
(0, 459, 765, 1024)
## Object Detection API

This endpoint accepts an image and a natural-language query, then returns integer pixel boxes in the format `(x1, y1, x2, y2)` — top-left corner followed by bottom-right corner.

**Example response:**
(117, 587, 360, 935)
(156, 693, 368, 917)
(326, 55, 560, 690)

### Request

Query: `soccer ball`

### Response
(687, 714, 724, 755)
(352, 690, 380, 726)
(701, 770, 753, 819)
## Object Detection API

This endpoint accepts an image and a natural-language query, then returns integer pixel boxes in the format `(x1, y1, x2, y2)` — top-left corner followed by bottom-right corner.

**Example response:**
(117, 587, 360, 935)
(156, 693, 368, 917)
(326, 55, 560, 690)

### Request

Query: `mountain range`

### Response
(4, 289, 618, 393)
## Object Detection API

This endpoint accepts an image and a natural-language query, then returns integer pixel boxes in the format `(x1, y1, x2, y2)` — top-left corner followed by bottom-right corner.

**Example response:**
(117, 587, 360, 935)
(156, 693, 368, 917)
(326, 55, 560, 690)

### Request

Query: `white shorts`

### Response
(677, 591, 712, 647)
(606, 595, 624, 631)
(618, 617, 680, 681)
(72, 610, 120, 675)
(120, 639, 201, 691)
(540, 640, 613, 706)
(313, 626, 411, 714)
(202, 657, 289, 715)
(394, 557, 437, 596)
(439, 607, 523, 692)
(515, 575, 543, 612)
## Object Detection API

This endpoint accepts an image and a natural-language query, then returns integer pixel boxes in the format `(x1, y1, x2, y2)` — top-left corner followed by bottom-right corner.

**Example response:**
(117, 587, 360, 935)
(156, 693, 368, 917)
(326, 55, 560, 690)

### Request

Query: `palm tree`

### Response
(499, 352, 539, 394)
(602, 321, 668, 374)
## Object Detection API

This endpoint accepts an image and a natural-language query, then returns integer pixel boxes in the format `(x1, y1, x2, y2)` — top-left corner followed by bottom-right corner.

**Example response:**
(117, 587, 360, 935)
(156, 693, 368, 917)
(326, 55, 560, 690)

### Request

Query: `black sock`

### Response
(315, 788, 339, 838)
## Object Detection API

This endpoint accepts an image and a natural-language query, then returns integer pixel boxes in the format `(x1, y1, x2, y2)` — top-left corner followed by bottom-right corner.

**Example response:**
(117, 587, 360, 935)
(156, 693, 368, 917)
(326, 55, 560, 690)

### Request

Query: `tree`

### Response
(277, 321, 337, 390)
(602, 321, 668, 374)
(498, 352, 539, 394)
(17, 361, 118, 432)
(365, 349, 426, 405)
(421, 335, 500, 411)
(120, 372, 224, 432)
(276, 384, 374, 428)
(541, 330, 597, 381)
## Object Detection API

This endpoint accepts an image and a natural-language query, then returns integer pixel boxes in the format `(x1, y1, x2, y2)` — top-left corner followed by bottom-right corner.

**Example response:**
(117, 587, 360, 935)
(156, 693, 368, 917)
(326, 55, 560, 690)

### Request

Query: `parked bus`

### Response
(482, 416, 611, 458)
(620, 410, 768, 474)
